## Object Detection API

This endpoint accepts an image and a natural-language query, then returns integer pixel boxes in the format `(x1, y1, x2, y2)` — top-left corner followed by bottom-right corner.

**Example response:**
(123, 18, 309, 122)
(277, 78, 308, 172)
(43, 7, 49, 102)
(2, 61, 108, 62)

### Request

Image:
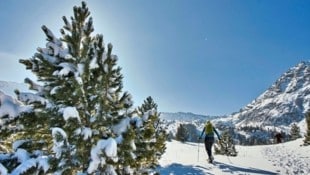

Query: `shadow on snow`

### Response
(157, 162, 278, 175)
(157, 163, 213, 175)
(214, 161, 278, 175)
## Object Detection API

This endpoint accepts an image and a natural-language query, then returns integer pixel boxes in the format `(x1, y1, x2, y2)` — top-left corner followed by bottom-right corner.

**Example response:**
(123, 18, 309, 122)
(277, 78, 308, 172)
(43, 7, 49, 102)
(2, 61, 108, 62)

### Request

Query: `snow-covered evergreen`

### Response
(0, 2, 166, 174)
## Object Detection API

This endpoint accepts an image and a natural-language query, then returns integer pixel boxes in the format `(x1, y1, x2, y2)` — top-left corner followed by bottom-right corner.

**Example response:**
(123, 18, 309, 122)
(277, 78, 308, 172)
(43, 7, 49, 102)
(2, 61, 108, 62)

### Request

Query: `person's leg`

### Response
(205, 137, 214, 161)
(204, 138, 211, 157)
(205, 137, 214, 162)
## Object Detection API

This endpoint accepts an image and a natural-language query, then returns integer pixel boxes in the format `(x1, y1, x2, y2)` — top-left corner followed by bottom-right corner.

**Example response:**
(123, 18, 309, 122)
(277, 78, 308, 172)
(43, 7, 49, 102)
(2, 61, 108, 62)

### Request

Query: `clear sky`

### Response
(0, 0, 309, 116)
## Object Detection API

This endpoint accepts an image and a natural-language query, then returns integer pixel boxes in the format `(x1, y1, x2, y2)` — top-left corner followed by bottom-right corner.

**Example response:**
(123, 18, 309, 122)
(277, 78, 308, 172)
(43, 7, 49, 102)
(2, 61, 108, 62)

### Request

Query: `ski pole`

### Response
(197, 139, 200, 162)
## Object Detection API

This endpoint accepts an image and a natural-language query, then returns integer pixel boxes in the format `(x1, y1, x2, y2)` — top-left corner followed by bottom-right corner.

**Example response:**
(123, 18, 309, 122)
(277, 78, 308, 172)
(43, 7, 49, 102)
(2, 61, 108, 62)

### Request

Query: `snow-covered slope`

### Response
(158, 138, 310, 174)
(232, 61, 309, 129)
(0, 81, 29, 97)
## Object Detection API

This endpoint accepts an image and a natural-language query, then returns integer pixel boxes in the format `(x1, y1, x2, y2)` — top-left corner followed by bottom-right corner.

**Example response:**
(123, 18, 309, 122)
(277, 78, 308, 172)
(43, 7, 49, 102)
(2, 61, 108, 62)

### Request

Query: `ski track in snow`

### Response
(262, 143, 310, 175)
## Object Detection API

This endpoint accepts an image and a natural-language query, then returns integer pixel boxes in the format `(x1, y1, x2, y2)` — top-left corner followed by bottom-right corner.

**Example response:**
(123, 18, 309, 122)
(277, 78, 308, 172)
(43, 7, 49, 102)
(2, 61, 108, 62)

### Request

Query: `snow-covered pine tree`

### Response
(290, 122, 301, 140)
(214, 130, 237, 156)
(0, 1, 147, 174)
(304, 111, 310, 146)
(134, 96, 167, 173)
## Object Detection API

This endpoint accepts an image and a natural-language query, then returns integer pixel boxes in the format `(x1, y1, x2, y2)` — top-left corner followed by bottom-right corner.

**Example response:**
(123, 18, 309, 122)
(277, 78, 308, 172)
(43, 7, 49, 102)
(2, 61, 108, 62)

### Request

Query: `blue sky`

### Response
(0, 0, 309, 115)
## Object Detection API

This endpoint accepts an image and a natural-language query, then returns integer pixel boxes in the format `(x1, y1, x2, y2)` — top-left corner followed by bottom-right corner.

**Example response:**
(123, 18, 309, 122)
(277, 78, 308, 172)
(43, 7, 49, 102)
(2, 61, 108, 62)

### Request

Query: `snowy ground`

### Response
(158, 139, 310, 175)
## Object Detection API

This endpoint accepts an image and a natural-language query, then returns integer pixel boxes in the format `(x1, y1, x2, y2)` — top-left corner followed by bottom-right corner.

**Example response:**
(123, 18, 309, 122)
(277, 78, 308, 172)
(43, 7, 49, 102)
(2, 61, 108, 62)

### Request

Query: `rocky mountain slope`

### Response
(231, 61, 309, 130)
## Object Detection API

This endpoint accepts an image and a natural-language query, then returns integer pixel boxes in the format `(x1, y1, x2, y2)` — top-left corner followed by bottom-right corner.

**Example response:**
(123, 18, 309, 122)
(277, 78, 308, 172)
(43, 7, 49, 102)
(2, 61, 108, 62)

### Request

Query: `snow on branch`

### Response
(74, 127, 92, 140)
(88, 138, 117, 174)
(15, 90, 47, 106)
(59, 106, 81, 122)
(10, 156, 49, 175)
(13, 149, 30, 163)
(53, 62, 77, 77)
(24, 78, 44, 94)
(0, 91, 31, 120)
(41, 25, 62, 47)
(52, 127, 68, 158)
(0, 163, 8, 175)
(112, 117, 131, 135)
(13, 140, 28, 151)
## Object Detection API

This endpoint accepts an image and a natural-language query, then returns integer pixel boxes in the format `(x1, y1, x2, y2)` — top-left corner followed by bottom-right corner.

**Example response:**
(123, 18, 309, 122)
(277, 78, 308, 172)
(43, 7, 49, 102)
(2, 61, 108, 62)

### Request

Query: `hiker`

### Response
(199, 120, 221, 163)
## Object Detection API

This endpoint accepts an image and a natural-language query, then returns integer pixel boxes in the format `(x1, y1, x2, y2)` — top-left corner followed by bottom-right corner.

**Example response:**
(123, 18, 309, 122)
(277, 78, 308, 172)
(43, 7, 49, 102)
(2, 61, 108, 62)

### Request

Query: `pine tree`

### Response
(134, 96, 167, 173)
(175, 124, 189, 142)
(214, 130, 237, 156)
(0, 2, 150, 174)
(290, 122, 301, 140)
(304, 111, 310, 146)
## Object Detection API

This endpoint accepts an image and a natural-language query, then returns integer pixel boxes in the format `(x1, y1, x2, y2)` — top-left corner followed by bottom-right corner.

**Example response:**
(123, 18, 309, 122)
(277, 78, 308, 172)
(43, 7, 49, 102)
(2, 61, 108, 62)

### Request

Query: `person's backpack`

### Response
(205, 122, 214, 135)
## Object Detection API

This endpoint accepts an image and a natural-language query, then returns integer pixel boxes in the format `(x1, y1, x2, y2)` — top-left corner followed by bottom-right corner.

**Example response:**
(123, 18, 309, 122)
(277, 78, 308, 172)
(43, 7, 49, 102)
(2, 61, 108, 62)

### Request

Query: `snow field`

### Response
(262, 139, 310, 175)
(158, 139, 309, 175)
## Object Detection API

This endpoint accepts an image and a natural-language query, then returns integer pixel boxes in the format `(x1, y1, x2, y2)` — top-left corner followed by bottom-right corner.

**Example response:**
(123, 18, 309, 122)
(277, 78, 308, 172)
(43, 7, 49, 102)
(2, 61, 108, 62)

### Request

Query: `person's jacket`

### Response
(200, 127, 221, 139)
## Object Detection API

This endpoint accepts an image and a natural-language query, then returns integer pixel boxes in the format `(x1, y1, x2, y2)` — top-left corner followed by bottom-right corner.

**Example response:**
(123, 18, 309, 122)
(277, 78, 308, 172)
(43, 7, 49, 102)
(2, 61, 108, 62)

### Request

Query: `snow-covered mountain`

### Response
(208, 61, 310, 145)
(160, 112, 226, 139)
(230, 61, 309, 130)
(160, 112, 222, 122)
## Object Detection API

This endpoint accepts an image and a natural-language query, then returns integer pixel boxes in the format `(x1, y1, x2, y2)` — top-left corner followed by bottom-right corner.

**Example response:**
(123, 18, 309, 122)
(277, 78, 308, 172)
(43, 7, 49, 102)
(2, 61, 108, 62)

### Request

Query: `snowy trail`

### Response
(158, 139, 309, 175)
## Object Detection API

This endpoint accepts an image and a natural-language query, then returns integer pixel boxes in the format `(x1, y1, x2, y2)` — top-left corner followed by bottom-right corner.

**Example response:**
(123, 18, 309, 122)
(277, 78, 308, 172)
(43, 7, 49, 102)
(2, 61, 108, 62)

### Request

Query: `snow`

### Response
(0, 91, 31, 119)
(88, 138, 117, 174)
(0, 163, 8, 175)
(158, 139, 310, 175)
(90, 55, 99, 69)
(132, 116, 143, 128)
(12, 140, 27, 151)
(11, 158, 37, 175)
(52, 127, 68, 158)
(37, 156, 49, 173)
(54, 62, 76, 77)
(17, 92, 47, 105)
(112, 117, 130, 135)
(0, 81, 30, 97)
(60, 106, 81, 122)
(82, 127, 92, 140)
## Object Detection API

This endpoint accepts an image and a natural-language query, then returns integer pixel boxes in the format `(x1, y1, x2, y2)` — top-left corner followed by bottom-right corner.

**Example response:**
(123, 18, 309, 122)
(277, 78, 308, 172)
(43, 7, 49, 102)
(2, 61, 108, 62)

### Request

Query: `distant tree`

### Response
(214, 130, 237, 156)
(304, 111, 310, 146)
(185, 123, 199, 142)
(290, 123, 301, 140)
(176, 124, 188, 142)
